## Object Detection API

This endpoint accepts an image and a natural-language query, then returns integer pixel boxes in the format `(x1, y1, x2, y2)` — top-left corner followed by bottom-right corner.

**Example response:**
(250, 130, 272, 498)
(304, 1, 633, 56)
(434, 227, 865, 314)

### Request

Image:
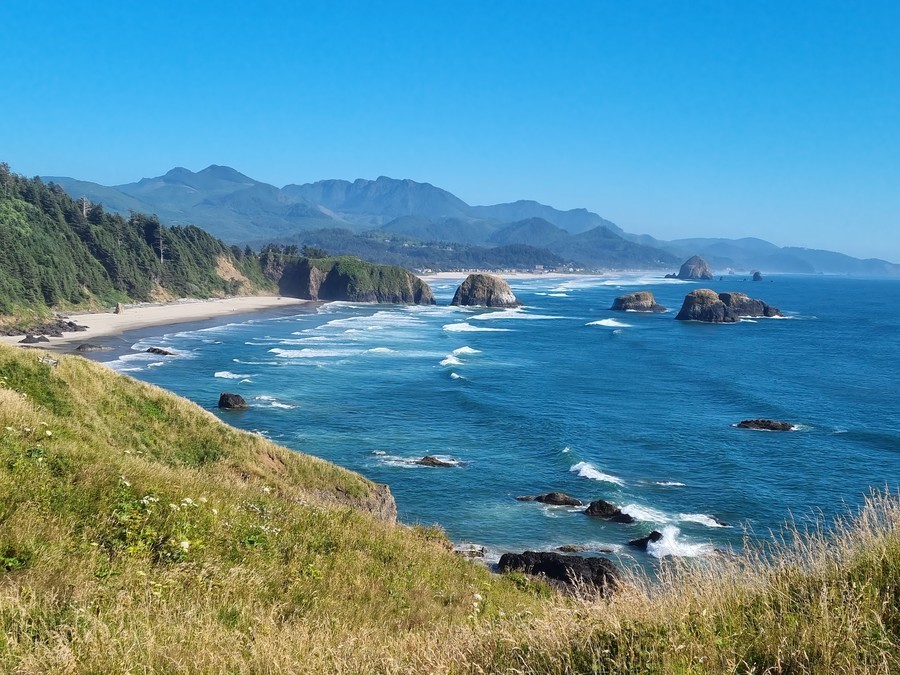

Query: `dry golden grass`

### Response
(1, 344, 898, 673)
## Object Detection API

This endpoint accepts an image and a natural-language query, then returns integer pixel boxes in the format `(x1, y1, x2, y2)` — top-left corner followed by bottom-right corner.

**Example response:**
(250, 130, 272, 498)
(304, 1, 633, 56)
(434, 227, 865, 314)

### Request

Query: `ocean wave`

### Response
(450, 372, 464, 380)
(269, 347, 360, 359)
(452, 346, 481, 355)
(621, 503, 669, 523)
(254, 395, 297, 409)
(377, 453, 462, 469)
(646, 526, 715, 558)
(586, 318, 633, 328)
(366, 347, 397, 354)
(654, 481, 686, 487)
(678, 513, 730, 528)
(569, 461, 624, 485)
(547, 292, 569, 297)
(440, 355, 463, 367)
(442, 322, 511, 333)
(214, 371, 251, 379)
(469, 309, 563, 321)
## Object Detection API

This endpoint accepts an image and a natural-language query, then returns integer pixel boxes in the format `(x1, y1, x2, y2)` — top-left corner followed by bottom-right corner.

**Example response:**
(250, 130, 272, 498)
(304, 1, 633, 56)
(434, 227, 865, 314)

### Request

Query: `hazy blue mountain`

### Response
(283, 177, 473, 227)
(43, 164, 900, 274)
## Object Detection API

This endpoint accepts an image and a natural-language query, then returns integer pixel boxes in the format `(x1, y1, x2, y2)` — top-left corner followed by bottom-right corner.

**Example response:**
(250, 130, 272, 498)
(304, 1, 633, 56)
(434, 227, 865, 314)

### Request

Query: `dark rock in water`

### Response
(628, 531, 664, 550)
(517, 492, 583, 506)
(664, 273, 678, 279)
(676, 255, 713, 280)
(610, 291, 666, 313)
(450, 273, 521, 308)
(146, 347, 176, 356)
(416, 455, 455, 467)
(737, 419, 794, 431)
(585, 499, 635, 523)
(218, 393, 248, 409)
(74, 343, 113, 352)
(675, 289, 781, 323)
(19, 334, 49, 344)
(752, 271, 763, 281)
(498, 550, 620, 593)
(556, 544, 588, 553)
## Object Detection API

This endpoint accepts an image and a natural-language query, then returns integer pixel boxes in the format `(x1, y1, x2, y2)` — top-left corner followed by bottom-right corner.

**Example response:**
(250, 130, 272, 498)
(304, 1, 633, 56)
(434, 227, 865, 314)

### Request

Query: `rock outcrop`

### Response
(628, 531, 663, 550)
(218, 393, 248, 409)
(676, 255, 713, 280)
(497, 550, 620, 593)
(416, 455, 455, 467)
(610, 291, 666, 313)
(516, 492, 583, 506)
(1, 317, 88, 338)
(277, 256, 435, 304)
(584, 499, 635, 523)
(675, 289, 781, 322)
(146, 347, 176, 356)
(752, 271, 763, 281)
(450, 274, 521, 308)
(737, 419, 794, 431)
(74, 343, 112, 352)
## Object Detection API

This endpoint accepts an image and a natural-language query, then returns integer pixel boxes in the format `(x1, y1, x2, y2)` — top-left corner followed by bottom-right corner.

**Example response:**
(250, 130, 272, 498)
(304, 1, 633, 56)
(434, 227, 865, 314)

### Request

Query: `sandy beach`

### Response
(0, 296, 309, 352)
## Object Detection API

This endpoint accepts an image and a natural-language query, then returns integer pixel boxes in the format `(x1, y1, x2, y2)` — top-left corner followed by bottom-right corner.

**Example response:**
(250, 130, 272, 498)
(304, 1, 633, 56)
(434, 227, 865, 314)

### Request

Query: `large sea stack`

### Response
(610, 291, 666, 312)
(675, 289, 781, 323)
(676, 255, 714, 280)
(450, 274, 521, 307)
(277, 256, 435, 304)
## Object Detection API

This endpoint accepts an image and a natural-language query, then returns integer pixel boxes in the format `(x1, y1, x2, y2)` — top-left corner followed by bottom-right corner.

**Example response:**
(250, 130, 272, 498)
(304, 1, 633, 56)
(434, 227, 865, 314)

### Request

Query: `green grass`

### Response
(0, 343, 899, 673)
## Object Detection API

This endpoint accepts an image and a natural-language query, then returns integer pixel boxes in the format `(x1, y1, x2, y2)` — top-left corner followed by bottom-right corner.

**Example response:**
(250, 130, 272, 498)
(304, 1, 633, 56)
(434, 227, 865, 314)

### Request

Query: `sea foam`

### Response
(443, 323, 511, 333)
(587, 318, 633, 328)
(646, 526, 715, 558)
(214, 371, 251, 379)
(452, 346, 481, 355)
(570, 461, 624, 485)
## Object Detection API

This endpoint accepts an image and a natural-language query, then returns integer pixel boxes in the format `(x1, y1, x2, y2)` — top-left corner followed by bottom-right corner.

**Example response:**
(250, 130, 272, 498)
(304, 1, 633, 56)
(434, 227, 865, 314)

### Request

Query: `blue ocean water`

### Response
(99, 273, 900, 565)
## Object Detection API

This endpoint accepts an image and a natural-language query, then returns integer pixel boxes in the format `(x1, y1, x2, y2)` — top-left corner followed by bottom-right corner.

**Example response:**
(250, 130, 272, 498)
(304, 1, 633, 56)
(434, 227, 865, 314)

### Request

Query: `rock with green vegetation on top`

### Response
(277, 256, 435, 304)
(450, 273, 520, 307)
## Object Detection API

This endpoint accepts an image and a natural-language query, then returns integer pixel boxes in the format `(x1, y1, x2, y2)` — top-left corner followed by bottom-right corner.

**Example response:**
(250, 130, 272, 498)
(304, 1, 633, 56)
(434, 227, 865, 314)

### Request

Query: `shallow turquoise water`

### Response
(100, 273, 900, 565)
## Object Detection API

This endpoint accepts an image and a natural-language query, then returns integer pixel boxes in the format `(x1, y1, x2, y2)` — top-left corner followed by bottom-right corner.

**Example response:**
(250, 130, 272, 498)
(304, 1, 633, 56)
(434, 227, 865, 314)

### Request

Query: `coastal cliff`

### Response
(277, 256, 435, 304)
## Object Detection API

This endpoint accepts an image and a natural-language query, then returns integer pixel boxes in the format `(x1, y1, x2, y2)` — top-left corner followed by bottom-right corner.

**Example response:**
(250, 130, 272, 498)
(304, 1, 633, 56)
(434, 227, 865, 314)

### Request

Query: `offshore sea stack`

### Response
(675, 289, 781, 323)
(676, 255, 714, 280)
(450, 274, 521, 307)
(277, 256, 435, 304)
(610, 291, 666, 313)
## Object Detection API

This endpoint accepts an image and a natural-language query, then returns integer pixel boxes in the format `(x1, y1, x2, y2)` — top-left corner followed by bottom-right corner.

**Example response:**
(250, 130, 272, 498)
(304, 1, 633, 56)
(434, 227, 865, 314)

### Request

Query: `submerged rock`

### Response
(676, 255, 713, 280)
(585, 499, 635, 523)
(516, 492, 583, 506)
(675, 289, 781, 323)
(416, 455, 455, 467)
(450, 274, 521, 308)
(218, 393, 248, 409)
(628, 531, 664, 550)
(610, 291, 666, 313)
(497, 550, 620, 593)
(146, 347, 176, 356)
(737, 419, 794, 431)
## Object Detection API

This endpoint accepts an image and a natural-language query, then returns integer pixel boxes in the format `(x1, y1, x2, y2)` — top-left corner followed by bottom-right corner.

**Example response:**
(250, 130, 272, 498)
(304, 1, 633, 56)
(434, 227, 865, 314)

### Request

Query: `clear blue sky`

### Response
(2, 1, 899, 261)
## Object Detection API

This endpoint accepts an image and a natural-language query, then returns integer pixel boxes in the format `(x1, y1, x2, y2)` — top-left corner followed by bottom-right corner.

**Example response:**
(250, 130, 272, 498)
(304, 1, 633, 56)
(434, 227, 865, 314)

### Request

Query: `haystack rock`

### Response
(610, 291, 666, 313)
(752, 271, 763, 281)
(676, 256, 713, 280)
(450, 274, 521, 308)
(675, 289, 781, 323)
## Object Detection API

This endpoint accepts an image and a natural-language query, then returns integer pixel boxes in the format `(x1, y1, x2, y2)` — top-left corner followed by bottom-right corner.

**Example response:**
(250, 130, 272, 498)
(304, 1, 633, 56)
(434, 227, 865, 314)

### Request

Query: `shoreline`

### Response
(0, 295, 310, 353)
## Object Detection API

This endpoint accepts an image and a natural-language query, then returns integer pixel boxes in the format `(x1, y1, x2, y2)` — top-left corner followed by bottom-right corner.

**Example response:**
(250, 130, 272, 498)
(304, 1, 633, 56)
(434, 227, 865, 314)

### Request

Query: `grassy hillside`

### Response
(1, 344, 899, 672)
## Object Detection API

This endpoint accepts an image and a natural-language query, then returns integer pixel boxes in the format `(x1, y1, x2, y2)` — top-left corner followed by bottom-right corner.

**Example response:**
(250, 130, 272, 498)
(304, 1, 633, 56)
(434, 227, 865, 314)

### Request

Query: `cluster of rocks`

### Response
(3, 316, 89, 343)
(675, 289, 781, 322)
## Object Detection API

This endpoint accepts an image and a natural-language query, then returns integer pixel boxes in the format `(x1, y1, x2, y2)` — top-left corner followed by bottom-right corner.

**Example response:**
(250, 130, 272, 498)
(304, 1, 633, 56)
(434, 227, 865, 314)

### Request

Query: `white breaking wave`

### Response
(569, 461, 624, 486)
(678, 513, 730, 528)
(255, 395, 297, 410)
(654, 481, 686, 487)
(470, 309, 563, 321)
(214, 371, 251, 379)
(366, 347, 396, 354)
(586, 318, 633, 328)
(440, 355, 463, 367)
(450, 372, 464, 380)
(547, 292, 569, 297)
(647, 526, 715, 558)
(452, 346, 481, 355)
(621, 504, 670, 523)
(442, 322, 511, 333)
(268, 347, 360, 358)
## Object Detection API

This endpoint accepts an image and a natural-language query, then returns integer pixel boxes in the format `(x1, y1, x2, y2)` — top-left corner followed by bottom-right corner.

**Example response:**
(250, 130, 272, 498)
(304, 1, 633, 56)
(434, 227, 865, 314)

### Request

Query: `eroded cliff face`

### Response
(450, 274, 521, 307)
(275, 257, 435, 304)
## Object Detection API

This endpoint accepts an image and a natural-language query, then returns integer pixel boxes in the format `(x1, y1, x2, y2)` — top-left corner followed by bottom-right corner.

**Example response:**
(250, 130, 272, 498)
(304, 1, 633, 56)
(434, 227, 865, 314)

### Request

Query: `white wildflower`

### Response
(211, 508, 218, 515)
(45, 430, 52, 437)
(473, 593, 482, 602)
(169, 503, 180, 511)
(181, 497, 194, 506)
(179, 540, 190, 551)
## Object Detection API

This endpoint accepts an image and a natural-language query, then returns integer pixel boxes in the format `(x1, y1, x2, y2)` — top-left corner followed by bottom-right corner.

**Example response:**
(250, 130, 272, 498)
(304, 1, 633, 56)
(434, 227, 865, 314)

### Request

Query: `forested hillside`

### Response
(0, 164, 272, 321)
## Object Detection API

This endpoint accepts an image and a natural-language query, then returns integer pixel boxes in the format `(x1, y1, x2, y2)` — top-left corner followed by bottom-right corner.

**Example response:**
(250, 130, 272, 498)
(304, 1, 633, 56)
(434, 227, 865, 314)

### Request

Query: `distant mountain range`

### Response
(45, 165, 900, 275)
